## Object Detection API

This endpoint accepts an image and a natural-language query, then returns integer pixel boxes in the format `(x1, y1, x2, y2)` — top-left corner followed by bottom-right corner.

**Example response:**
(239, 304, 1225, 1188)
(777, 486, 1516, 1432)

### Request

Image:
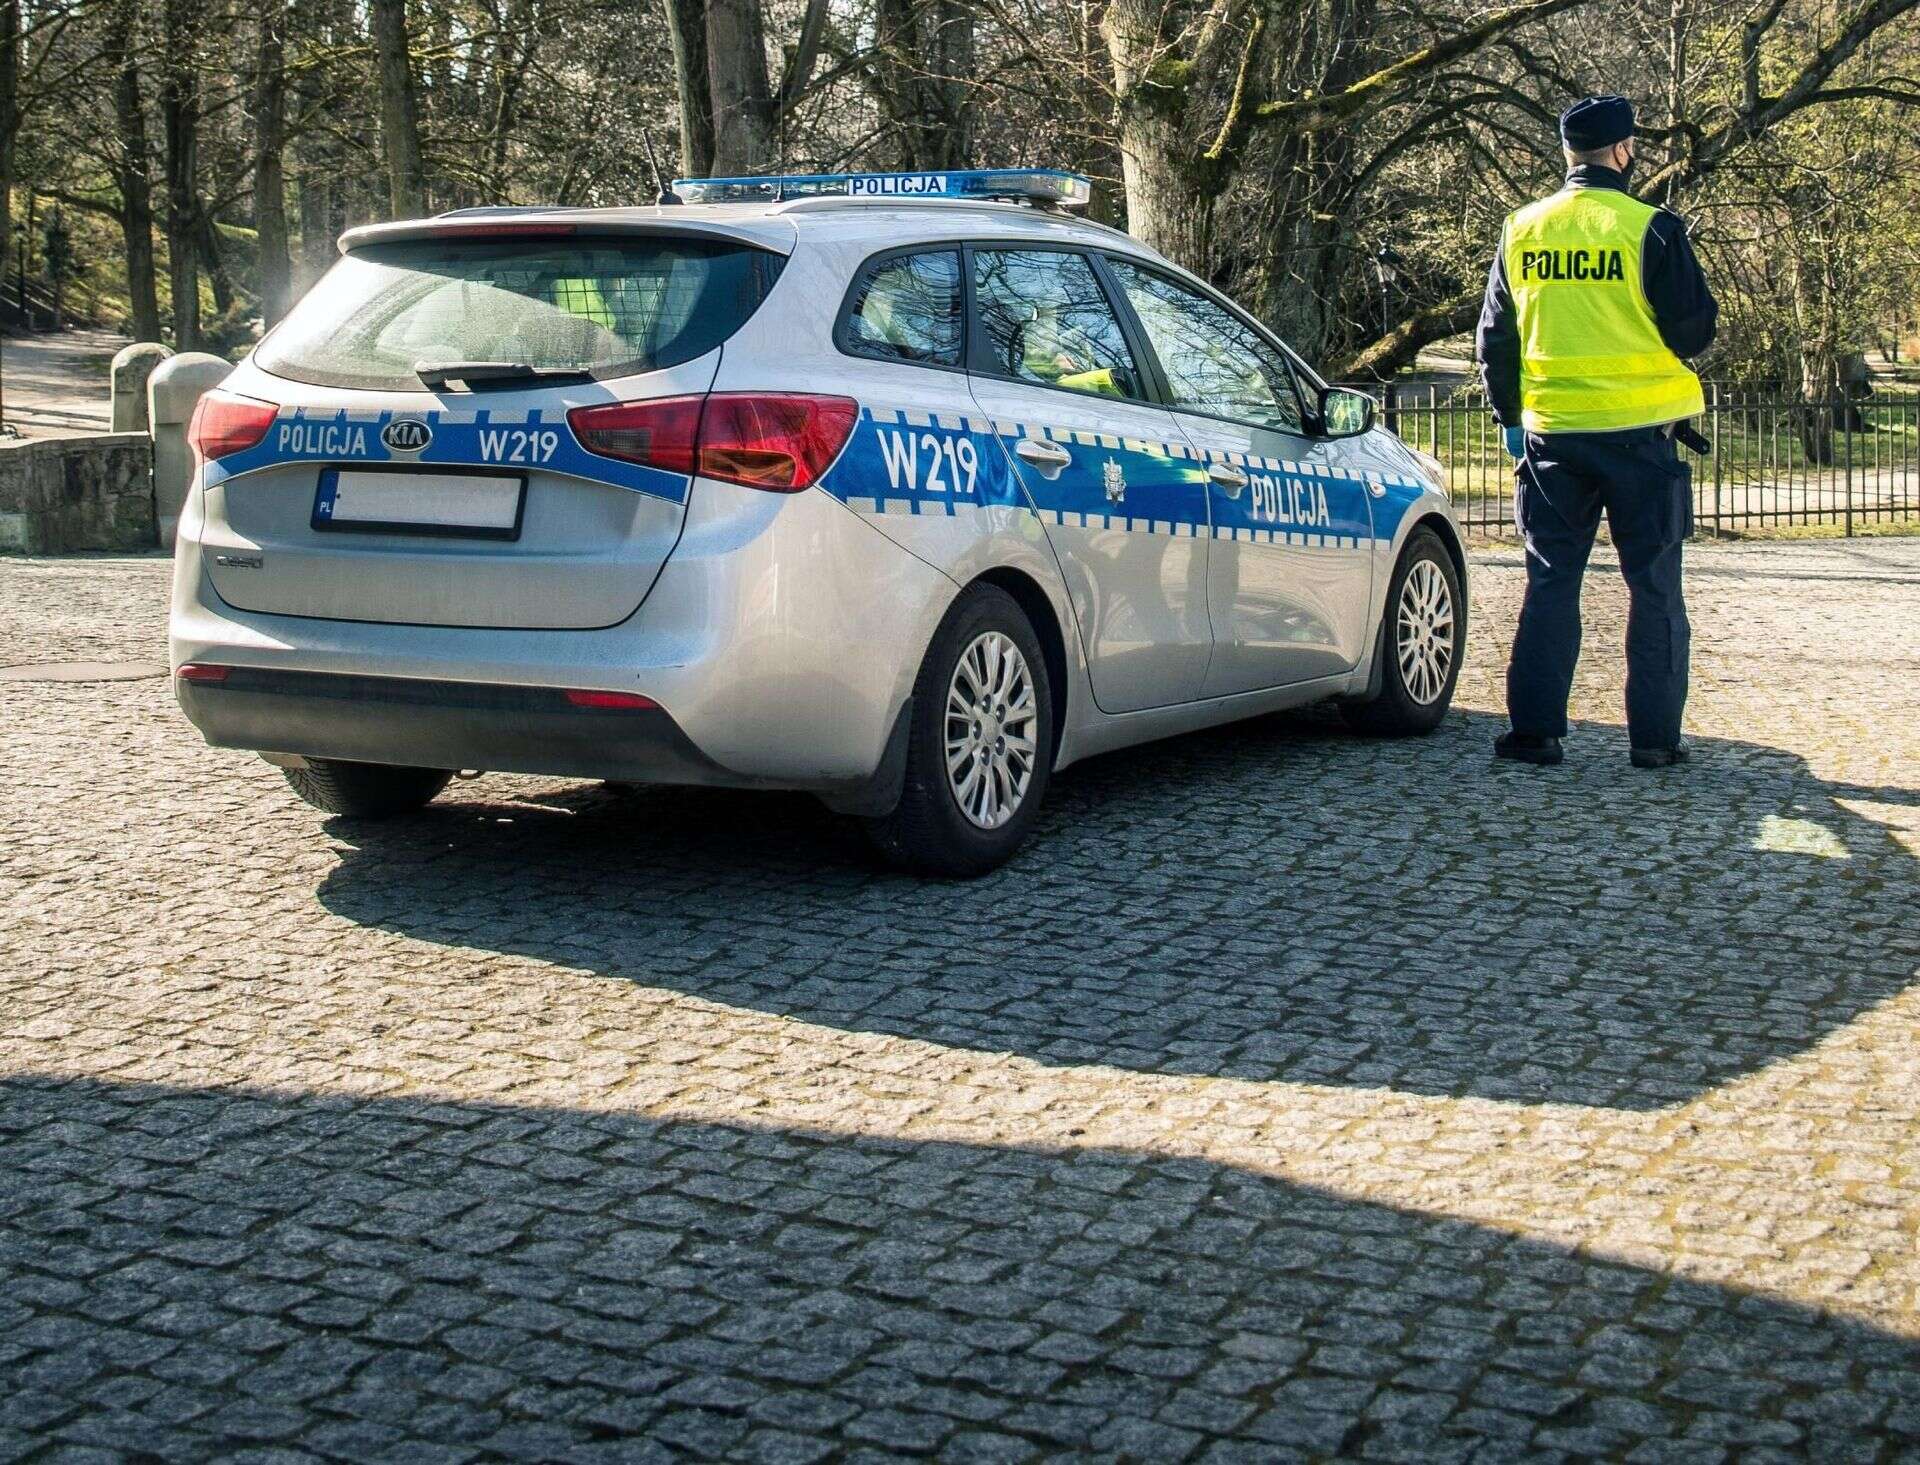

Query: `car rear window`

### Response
(254, 235, 786, 391)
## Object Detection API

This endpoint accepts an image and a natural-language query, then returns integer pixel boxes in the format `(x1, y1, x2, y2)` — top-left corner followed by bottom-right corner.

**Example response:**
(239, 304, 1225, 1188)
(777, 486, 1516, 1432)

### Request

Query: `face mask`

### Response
(1617, 148, 1636, 182)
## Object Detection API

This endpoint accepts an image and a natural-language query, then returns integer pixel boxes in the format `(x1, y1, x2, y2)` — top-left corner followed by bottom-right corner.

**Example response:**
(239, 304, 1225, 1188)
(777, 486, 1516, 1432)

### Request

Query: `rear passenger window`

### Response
(841, 251, 963, 366)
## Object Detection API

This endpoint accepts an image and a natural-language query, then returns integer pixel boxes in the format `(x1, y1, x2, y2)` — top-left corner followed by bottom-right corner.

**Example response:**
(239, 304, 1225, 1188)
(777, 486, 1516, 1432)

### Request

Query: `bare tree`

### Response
(370, 0, 426, 214)
(251, 0, 290, 326)
(0, 0, 19, 321)
(705, 0, 828, 171)
(159, 0, 202, 347)
(107, 0, 159, 339)
(664, 0, 714, 176)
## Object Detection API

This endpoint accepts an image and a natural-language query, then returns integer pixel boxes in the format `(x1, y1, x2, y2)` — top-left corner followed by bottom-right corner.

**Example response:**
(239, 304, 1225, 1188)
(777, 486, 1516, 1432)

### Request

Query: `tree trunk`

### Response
(873, 0, 973, 171)
(160, 0, 202, 349)
(485, 13, 536, 199)
(663, 0, 713, 177)
(251, 0, 292, 327)
(110, 0, 162, 341)
(931, 0, 974, 168)
(196, 205, 236, 319)
(15, 189, 30, 326)
(370, 0, 427, 215)
(1787, 199, 1837, 466)
(705, 0, 775, 173)
(296, 175, 332, 288)
(1333, 289, 1483, 381)
(424, 2, 453, 204)
(1797, 347, 1838, 466)
(0, 0, 18, 327)
(1101, 0, 1217, 272)
(1111, 108, 1217, 274)
(291, 0, 340, 291)
(871, 0, 921, 170)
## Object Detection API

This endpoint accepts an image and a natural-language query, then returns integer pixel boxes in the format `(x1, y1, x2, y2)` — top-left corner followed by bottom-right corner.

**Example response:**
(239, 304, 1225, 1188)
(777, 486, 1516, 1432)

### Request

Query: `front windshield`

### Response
(254, 235, 784, 391)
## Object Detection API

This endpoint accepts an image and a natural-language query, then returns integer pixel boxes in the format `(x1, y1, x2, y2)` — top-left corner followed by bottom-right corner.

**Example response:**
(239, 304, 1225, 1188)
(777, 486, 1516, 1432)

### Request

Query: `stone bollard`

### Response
(147, 352, 232, 550)
(110, 342, 173, 433)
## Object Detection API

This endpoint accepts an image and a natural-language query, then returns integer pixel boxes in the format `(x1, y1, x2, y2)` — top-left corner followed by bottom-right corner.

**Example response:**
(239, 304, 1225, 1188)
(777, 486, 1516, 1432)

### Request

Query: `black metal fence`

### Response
(1371, 383, 1920, 538)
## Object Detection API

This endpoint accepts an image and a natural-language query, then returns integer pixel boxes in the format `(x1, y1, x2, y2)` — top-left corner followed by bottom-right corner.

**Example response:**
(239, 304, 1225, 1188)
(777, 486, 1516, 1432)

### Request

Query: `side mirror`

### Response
(1318, 386, 1376, 439)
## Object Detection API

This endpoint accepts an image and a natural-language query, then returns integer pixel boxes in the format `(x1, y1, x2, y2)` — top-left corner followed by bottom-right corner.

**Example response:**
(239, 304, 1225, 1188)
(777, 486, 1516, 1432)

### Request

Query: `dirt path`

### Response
(0, 327, 127, 439)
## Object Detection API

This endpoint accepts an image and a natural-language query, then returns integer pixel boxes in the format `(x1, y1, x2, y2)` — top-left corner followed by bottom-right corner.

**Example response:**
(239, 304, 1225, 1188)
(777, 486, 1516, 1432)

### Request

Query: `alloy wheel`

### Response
(1396, 559, 1455, 706)
(945, 631, 1039, 829)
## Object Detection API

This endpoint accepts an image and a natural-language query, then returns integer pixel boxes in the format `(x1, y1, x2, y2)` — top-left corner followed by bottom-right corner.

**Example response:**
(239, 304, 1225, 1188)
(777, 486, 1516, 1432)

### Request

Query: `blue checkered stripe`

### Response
(823, 406, 1403, 548)
(204, 406, 692, 504)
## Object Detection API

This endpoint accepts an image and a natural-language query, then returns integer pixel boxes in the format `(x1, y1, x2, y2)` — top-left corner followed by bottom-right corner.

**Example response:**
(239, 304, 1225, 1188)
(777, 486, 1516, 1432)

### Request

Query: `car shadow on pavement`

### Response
(3, 1073, 1916, 1459)
(315, 708, 1920, 1112)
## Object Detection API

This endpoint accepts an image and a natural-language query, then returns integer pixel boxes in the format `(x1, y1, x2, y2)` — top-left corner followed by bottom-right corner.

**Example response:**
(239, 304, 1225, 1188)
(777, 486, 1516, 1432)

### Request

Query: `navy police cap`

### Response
(1559, 95, 1635, 150)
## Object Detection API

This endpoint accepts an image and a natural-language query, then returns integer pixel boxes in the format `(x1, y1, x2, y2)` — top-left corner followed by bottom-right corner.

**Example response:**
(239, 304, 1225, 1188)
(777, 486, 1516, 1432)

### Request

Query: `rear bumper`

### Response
(168, 475, 959, 796)
(177, 668, 730, 787)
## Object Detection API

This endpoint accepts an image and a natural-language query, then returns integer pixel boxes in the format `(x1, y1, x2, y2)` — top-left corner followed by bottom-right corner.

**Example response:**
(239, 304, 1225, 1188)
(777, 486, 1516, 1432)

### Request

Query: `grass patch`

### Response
(1704, 518, 1920, 542)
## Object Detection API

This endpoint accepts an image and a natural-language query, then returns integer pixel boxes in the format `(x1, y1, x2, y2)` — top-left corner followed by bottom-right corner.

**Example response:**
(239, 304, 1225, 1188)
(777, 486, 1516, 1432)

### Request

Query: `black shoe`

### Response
(1494, 731, 1564, 766)
(1631, 740, 1691, 769)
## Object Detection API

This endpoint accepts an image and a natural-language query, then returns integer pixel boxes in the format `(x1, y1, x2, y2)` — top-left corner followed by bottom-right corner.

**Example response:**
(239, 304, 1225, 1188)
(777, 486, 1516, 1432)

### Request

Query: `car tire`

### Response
(282, 759, 452, 818)
(1340, 526, 1463, 737)
(865, 584, 1054, 877)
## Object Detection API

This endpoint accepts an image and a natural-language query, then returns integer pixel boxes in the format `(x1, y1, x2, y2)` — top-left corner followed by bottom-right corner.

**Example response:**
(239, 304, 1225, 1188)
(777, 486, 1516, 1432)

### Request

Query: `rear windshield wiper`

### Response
(414, 360, 596, 391)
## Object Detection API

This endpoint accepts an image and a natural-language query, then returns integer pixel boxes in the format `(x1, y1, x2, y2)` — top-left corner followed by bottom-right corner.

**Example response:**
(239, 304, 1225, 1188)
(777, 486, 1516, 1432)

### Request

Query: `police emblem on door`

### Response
(381, 418, 433, 453)
(1103, 457, 1125, 504)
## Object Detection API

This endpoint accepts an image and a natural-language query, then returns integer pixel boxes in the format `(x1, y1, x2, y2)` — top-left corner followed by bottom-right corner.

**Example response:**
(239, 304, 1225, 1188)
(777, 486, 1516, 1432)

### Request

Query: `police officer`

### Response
(1476, 95, 1717, 768)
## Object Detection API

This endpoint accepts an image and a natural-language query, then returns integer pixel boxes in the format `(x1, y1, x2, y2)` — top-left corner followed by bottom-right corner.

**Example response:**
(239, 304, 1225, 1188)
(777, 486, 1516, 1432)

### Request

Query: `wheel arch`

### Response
(1409, 509, 1468, 594)
(1354, 506, 1468, 705)
(968, 566, 1070, 770)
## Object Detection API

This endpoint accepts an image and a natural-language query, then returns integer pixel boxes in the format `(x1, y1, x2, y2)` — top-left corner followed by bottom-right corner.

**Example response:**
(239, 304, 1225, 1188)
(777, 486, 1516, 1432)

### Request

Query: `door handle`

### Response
(1014, 437, 1073, 477)
(1207, 462, 1248, 497)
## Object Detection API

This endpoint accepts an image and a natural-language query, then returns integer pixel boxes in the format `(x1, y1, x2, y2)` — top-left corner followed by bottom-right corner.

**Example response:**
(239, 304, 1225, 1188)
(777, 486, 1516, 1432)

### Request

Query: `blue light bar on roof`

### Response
(671, 169, 1092, 209)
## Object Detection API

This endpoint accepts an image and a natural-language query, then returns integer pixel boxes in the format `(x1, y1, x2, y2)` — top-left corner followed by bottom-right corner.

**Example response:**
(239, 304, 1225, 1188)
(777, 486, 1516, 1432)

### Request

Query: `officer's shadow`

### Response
(314, 708, 1920, 1112)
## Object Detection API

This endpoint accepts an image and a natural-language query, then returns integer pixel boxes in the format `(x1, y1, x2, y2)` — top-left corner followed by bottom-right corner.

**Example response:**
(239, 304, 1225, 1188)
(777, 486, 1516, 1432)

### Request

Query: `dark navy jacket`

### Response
(1475, 165, 1718, 427)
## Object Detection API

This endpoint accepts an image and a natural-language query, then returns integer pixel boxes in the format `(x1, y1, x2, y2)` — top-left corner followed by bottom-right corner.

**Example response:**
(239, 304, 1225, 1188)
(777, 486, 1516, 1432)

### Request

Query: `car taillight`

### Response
(569, 392, 858, 493)
(696, 393, 858, 491)
(187, 391, 278, 465)
(567, 396, 704, 476)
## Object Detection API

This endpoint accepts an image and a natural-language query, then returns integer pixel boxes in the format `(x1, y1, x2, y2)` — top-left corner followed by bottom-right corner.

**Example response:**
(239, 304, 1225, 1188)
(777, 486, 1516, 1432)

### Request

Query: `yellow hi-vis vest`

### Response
(1502, 186, 1706, 433)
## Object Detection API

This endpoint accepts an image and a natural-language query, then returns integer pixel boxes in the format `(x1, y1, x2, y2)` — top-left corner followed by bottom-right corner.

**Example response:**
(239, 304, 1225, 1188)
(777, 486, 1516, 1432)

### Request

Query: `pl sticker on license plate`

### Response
(313, 468, 526, 540)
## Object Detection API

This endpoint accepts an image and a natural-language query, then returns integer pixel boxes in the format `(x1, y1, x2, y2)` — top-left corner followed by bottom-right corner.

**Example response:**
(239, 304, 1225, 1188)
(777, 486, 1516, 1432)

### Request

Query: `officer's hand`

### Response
(1503, 426, 1526, 461)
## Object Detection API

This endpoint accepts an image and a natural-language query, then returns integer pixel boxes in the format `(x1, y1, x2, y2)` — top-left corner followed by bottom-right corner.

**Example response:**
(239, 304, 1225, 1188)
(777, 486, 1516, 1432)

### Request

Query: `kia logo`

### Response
(382, 418, 432, 452)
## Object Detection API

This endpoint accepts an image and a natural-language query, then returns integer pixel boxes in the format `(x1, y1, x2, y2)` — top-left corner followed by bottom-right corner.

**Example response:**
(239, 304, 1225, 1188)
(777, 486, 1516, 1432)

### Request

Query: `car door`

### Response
(964, 246, 1212, 713)
(1103, 258, 1375, 696)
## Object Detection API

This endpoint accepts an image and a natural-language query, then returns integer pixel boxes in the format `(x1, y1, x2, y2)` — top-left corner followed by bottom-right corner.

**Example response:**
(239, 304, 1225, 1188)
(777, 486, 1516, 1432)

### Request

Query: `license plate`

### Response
(312, 468, 526, 540)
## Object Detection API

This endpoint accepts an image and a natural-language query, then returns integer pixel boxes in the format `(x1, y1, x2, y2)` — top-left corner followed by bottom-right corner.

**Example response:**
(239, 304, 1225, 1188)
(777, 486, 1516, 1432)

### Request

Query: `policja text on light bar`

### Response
(671, 169, 1093, 209)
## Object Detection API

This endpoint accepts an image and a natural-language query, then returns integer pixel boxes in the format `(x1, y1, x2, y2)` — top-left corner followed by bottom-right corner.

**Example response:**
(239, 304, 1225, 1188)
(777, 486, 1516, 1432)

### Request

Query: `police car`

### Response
(169, 168, 1464, 875)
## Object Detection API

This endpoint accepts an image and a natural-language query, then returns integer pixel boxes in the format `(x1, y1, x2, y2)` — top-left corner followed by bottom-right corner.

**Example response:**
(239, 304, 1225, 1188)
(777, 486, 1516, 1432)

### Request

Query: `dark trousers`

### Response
(1507, 426, 1692, 749)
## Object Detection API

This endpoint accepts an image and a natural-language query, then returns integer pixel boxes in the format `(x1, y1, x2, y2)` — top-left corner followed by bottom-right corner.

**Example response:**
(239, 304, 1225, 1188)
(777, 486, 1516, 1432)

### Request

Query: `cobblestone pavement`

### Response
(4, 541, 1919, 1462)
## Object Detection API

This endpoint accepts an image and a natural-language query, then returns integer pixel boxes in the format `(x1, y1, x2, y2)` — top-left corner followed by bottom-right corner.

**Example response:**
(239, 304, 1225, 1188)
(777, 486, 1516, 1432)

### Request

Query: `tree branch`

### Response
(1333, 286, 1483, 380)
(1202, 10, 1263, 163)
(1246, 0, 1591, 138)
(777, 0, 831, 113)
(1648, 0, 1920, 194)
